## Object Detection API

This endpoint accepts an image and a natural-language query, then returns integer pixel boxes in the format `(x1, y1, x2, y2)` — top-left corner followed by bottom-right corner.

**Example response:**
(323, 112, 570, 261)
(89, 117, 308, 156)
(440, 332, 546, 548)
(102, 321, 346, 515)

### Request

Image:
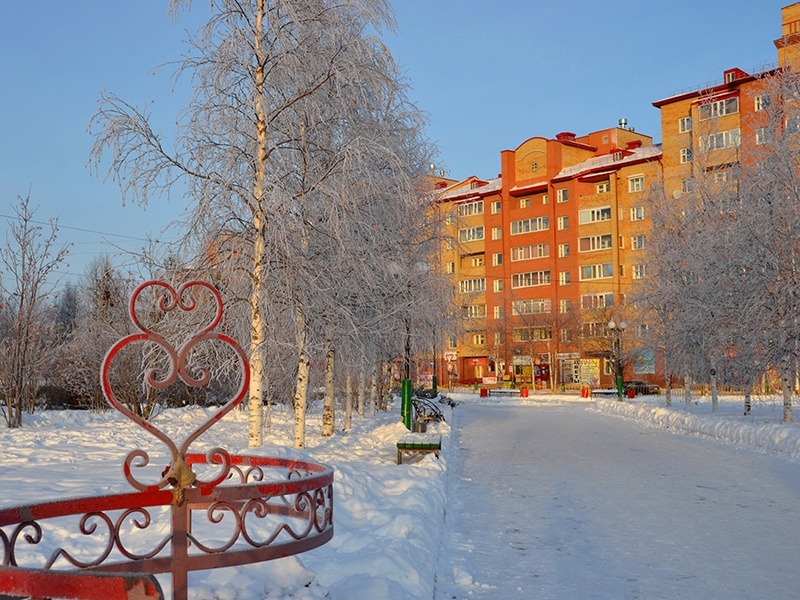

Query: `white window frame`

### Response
(630, 206, 645, 222)
(490, 200, 501, 214)
(581, 292, 614, 310)
(628, 175, 645, 193)
(557, 216, 569, 230)
(559, 271, 571, 286)
(457, 199, 484, 217)
(511, 216, 549, 235)
(579, 263, 613, 281)
(458, 226, 484, 242)
(680, 147, 693, 163)
(631, 234, 646, 250)
(754, 94, 770, 112)
(578, 234, 612, 253)
(596, 181, 610, 194)
(579, 206, 612, 224)
(493, 279, 504, 292)
(459, 278, 486, 293)
(466, 304, 487, 318)
(559, 299, 571, 314)
(512, 298, 552, 315)
(520, 197, 531, 209)
(511, 243, 550, 262)
(632, 264, 647, 280)
(492, 252, 503, 266)
(493, 305, 504, 319)
(679, 116, 692, 132)
(558, 243, 570, 258)
(556, 188, 568, 203)
(511, 270, 551, 289)
(698, 97, 739, 120)
(491, 226, 502, 240)
(700, 128, 740, 152)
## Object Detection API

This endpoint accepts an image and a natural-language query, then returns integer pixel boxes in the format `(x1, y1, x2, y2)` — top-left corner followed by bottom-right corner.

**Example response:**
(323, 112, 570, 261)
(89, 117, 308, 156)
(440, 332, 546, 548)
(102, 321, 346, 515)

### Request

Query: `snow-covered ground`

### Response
(2, 391, 800, 598)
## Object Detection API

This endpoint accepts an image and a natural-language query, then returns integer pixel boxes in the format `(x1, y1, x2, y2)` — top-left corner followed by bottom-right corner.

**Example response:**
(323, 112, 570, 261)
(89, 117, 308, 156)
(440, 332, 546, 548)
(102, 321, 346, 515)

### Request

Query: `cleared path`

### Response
(434, 402, 800, 599)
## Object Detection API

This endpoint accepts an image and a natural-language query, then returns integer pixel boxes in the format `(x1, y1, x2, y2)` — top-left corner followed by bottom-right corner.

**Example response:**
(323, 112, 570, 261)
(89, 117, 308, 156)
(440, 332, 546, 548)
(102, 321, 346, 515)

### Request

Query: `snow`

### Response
(2, 392, 800, 598)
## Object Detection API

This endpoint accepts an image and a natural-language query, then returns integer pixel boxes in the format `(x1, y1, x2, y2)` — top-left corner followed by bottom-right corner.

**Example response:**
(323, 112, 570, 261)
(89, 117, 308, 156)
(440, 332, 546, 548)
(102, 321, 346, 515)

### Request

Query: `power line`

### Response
(0, 212, 181, 244)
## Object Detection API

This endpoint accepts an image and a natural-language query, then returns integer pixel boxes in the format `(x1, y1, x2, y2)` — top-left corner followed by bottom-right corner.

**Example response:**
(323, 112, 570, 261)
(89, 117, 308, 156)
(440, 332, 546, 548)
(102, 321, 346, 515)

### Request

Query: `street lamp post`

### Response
(608, 320, 627, 400)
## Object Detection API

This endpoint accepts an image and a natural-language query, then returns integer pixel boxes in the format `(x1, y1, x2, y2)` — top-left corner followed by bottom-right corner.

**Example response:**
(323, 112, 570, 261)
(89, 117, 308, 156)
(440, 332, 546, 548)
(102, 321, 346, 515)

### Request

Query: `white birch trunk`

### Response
(357, 369, 366, 418)
(684, 373, 691, 410)
(322, 340, 335, 437)
(369, 371, 377, 417)
(345, 371, 353, 431)
(710, 369, 718, 413)
(782, 353, 793, 423)
(293, 305, 309, 448)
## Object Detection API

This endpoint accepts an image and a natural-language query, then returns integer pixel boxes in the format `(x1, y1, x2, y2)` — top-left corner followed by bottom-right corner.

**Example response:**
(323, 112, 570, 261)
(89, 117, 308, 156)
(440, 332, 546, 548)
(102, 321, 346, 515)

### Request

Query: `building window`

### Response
(560, 329, 573, 343)
(491, 200, 501, 214)
(542, 194, 549, 205)
(680, 147, 693, 163)
(579, 206, 612, 224)
(559, 299, 571, 314)
(628, 175, 645, 193)
(492, 252, 503, 266)
(511, 270, 551, 289)
(511, 216, 549, 234)
(679, 116, 692, 133)
(446, 261, 455, 274)
(513, 326, 552, 342)
(632, 264, 647, 280)
(558, 243, 570, 258)
(698, 97, 738, 120)
(520, 197, 531, 209)
(457, 200, 484, 217)
(596, 181, 610, 194)
(581, 292, 614, 309)
(511, 243, 550, 261)
(755, 94, 771, 112)
(631, 234, 646, 250)
(579, 234, 612, 252)
(447, 335, 457, 349)
(465, 304, 487, 318)
(512, 298, 552, 315)
(580, 263, 613, 280)
(630, 206, 645, 222)
(493, 279, 504, 292)
(557, 188, 569, 203)
(494, 331, 504, 345)
(459, 226, 484, 242)
(494, 305, 504, 319)
(700, 128, 740, 152)
(472, 332, 486, 346)
(557, 216, 569, 230)
(681, 178, 695, 193)
(459, 278, 486, 293)
(471, 256, 484, 267)
(559, 271, 571, 286)
(756, 127, 769, 145)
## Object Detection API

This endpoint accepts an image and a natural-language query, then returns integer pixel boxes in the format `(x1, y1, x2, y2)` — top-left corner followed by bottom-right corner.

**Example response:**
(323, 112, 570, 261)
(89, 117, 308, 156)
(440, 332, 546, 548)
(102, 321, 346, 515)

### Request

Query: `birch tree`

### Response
(90, 0, 436, 447)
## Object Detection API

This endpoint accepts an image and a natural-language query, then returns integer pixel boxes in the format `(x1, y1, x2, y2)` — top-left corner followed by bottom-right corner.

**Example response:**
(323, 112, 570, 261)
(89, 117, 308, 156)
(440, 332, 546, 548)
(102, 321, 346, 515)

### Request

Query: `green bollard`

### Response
(402, 379, 412, 430)
(432, 375, 438, 396)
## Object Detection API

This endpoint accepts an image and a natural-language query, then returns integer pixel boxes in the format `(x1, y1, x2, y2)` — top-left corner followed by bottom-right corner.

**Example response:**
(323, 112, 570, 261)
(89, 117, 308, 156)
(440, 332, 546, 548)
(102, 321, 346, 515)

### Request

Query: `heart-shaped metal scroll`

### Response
(100, 280, 250, 498)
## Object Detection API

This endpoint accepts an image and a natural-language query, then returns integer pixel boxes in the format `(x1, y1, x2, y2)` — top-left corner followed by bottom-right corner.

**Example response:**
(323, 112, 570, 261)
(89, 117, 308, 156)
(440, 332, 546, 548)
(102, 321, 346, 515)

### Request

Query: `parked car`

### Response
(623, 380, 661, 395)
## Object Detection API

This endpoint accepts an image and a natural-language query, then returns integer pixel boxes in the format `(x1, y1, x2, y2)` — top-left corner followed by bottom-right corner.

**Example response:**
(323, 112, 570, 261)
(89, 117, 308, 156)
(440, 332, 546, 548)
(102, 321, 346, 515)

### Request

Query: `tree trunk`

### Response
(684, 373, 691, 410)
(782, 353, 793, 423)
(345, 371, 353, 431)
(322, 339, 335, 437)
(293, 304, 309, 448)
(357, 369, 366, 418)
(369, 371, 377, 417)
(744, 384, 752, 416)
(710, 369, 718, 413)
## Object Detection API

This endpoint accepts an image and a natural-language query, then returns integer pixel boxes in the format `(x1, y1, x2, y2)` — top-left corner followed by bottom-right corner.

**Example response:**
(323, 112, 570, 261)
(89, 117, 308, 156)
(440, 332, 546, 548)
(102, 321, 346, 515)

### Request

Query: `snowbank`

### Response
(593, 396, 800, 462)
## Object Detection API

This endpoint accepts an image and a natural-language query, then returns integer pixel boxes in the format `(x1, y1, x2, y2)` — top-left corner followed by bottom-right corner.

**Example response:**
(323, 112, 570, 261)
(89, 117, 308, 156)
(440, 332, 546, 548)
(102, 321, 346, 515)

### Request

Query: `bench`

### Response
(396, 433, 442, 464)
(488, 388, 520, 397)
(411, 397, 445, 422)
(591, 388, 621, 398)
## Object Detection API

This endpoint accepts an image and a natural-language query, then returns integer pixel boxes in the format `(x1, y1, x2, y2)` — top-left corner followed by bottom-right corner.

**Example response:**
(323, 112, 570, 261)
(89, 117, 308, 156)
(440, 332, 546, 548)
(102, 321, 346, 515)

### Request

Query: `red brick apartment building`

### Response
(435, 2, 800, 391)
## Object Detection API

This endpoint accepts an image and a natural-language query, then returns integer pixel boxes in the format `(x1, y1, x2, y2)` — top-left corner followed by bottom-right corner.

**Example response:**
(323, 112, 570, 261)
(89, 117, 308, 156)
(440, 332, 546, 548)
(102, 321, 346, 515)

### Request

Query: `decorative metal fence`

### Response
(0, 281, 334, 600)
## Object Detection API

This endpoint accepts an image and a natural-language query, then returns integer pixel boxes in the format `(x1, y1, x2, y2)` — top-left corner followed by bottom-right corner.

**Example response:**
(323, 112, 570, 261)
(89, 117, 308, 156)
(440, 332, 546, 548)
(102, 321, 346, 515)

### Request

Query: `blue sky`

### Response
(0, 1, 786, 282)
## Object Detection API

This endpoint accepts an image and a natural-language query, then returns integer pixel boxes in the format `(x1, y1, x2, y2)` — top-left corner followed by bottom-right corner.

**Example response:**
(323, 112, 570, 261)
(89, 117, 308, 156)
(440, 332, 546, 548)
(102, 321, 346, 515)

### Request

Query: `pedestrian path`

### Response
(434, 402, 800, 599)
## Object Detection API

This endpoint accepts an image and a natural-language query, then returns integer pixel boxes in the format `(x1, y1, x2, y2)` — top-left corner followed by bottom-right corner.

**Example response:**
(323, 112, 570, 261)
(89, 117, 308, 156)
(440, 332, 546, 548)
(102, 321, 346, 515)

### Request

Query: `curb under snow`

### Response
(593, 398, 800, 463)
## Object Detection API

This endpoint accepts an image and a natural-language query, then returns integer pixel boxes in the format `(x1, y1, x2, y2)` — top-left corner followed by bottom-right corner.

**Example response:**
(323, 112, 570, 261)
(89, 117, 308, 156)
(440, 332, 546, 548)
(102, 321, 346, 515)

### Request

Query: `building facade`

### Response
(436, 2, 800, 391)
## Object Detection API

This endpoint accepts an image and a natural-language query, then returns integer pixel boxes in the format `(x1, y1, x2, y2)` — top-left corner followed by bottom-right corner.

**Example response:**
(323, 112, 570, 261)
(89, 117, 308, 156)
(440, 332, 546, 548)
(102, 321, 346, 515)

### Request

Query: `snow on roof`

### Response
(554, 145, 662, 181)
(436, 177, 502, 201)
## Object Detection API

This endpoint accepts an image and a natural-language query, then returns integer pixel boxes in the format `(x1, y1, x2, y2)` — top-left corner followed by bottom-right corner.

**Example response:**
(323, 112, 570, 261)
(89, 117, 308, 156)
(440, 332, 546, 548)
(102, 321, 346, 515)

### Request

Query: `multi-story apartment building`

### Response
(436, 2, 800, 391)
(437, 126, 661, 389)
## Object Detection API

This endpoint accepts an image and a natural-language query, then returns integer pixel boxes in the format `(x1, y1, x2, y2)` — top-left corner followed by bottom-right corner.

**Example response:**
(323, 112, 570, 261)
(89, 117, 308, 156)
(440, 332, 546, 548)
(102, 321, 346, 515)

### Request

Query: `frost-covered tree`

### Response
(89, 0, 438, 447)
(0, 194, 69, 427)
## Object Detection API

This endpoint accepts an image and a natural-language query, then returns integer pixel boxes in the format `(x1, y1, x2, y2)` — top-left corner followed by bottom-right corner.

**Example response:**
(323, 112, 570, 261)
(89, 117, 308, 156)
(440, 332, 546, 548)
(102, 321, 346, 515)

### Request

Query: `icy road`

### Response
(434, 403, 800, 599)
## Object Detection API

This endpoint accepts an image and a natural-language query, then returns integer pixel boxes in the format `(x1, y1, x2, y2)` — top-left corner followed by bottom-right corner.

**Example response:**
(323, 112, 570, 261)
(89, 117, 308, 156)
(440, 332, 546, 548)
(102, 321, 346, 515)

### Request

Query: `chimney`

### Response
(556, 131, 576, 142)
(626, 140, 642, 150)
